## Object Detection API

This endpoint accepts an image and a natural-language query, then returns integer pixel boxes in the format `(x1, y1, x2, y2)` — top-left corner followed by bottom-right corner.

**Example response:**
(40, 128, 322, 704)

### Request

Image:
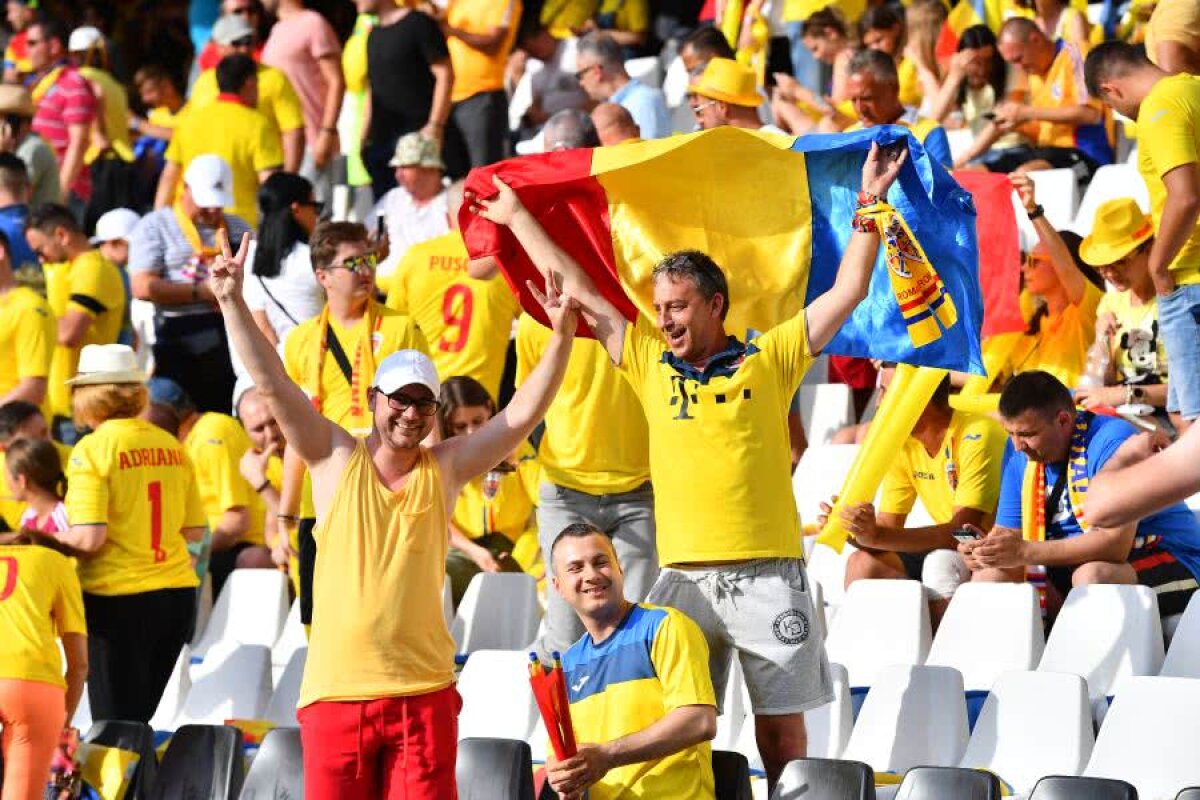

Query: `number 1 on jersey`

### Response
(148, 481, 166, 563)
(0, 556, 16, 601)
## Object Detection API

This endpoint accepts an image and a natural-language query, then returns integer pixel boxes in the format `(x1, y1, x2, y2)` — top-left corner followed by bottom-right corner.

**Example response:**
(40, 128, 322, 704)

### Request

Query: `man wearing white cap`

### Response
(372, 132, 448, 293)
(91, 208, 145, 362)
(211, 227, 578, 797)
(129, 154, 252, 415)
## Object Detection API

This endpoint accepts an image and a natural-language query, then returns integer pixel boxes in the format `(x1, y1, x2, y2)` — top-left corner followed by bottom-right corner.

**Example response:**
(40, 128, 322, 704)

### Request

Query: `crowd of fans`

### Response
(0, 0, 1198, 797)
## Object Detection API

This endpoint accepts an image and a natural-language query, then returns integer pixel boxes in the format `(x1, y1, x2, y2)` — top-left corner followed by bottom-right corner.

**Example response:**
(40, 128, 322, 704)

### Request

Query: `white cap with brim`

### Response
(66, 344, 147, 386)
(68, 26, 104, 53)
(90, 208, 142, 244)
(184, 154, 234, 210)
(372, 350, 440, 399)
(211, 14, 255, 46)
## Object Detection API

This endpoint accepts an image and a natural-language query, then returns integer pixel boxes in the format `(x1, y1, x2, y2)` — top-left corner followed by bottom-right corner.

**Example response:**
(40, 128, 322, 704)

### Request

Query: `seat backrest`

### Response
(712, 750, 752, 800)
(793, 445, 860, 535)
(1026, 168, 1079, 229)
(1072, 164, 1149, 235)
(457, 650, 540, 741)
(1029, 775, 1138, 800)
(238, 728, 303, 800)
(456, 738, 535, 800)
(149, 645, 192, 731)
(805, 663, 852, 760)
(926, 583, 1045, 691)
(263, 648, 307, 727)
(270, 601, 304, 669)
(842, 665, 968, 773)
(1038, 584, 1164, 699)
(712, 658, 747, 752)
(1084, 675, 1200, 798)
(960, 670, 1093, 794)
(805, 542, 856, 613)
(798, 384, 855, 446)
(151, 724, 244, 800)
(824, 580, 932, 689)
(770, 758, 876, 800)
(1177, 789, 1200, 799)
(895, 766, 1000, 800)
(85, 721, 158, 800)
(192, 570, 290, 657)
(452, 573, 542, 654)
(175, 644, 273, 727)
(1161, 591, 1200, 677)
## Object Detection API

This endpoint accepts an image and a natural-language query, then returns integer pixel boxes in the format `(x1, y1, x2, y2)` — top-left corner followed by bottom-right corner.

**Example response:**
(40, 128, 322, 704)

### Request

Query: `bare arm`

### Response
(131, 271, 215, 306)
(926, 55, 969, 123)
(966, 521, 1135, 568)
(1155, 41, 1200, 76)
(1148, 164, 1200, 295)
(59, 122, 89, 196)
(0, 377, 47, 406)
(250, 309, 280, 347)
(424, 60, 454, 143)
(211, 507, 251, 551)
(953, 121, 1004, 167)
(1011, 173, 1087, 305)
(281, 128, 304, 173)
(155, 161, 181, 209)
(58, 310, 93, 348)
(61, 632, 88, 724)
(57, 524, 106, 553)
(446, 25, 509, 55)
(1087, 427, 1200, 526)
(872, 507, 988, 552)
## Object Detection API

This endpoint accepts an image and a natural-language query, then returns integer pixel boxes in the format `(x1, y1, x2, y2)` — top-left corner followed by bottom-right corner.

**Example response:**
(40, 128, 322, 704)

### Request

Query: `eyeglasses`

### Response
(382, 391, 439, 416)
(229, 5, 256, 15)
(25, 38, 44, 46)
(229, 36, 255, 48)
(574, 63, 598, 81)
(298, 199, 324, 213)
(326, 252, 377, 274)
(690, 99, 716, 116)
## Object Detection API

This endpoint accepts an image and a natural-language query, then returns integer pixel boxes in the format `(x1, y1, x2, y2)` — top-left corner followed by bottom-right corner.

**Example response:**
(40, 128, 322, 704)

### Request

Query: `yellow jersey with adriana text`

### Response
(183, 413, 266, 547)
(0, 546, 86, 688)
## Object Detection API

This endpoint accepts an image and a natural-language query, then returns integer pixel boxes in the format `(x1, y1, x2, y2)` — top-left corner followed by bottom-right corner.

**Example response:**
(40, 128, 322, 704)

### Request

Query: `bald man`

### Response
(592, 103, 640, 145)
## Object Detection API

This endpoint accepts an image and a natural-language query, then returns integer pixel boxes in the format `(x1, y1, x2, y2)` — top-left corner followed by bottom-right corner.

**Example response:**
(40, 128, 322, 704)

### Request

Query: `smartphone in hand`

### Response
(952, 527, 980, 544)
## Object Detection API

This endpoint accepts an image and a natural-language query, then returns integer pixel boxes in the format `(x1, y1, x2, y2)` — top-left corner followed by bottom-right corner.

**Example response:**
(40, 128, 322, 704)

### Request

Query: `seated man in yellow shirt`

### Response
(823, 370, 1007, 620)
(547, 524, 717, 800)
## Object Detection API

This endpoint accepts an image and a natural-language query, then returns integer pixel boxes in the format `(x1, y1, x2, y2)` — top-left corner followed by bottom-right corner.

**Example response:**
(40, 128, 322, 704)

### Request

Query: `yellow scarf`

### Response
(172, 202, 226, 282)
(1020, 410, 1092, 542)
(30, 65, 65, 105)
(308, 300, 381, 430)
(857, 200, 959, 348)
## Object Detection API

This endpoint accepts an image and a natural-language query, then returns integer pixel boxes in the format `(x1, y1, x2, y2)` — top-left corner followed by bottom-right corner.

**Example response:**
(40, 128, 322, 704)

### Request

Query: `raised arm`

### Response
(1087, 427, 1200, 527)
(209, 231, 350, 465)
(471, 176, 628, 362)
(1011, 172, 1087, 304)
(805, 142, 907, 353)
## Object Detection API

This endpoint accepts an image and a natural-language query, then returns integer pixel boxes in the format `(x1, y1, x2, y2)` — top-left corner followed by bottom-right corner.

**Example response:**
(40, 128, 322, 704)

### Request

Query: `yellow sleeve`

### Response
(271, 71, 306, 133)
(189, 70, 216, 107)
(385, 255, 413, 313)
(65, 440, 109, 526)
(252, 115, 284, 172)
(52, 556, 87, 637)
(196, 422, 254, 514)
(877, 450, 917, 517)
(617, 315, 661, 391)
(1141, 82, 1200, 178)
(514, 314, 542, 387)
(67, 256, 112, 318)
(15, 298, 54, 379)
(650, 609, 717, 711)
(757, 309, 814, 396)
(164, 116, 185, 164)
(617, 0, 650, 32)
(182, 457, 209, 529)
(953, 418, 1007, 515)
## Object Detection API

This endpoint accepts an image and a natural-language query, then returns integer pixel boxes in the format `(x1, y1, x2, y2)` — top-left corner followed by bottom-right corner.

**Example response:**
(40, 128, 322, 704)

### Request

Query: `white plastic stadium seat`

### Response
(191, 570, 290, 658)
(959, 670, 1094, 794)
(1037, 584, 1165, 700)
(926, 583, 1045, 691)
(824, 579, 932, 690)
(798, 384, 854, 446)
(1072, 164, 1150, 235)
(271, 601, 305, 685)
(946, 129, 975, 164)
(1084, 676, 1200, 798)
(805, 662, 853, 759)
(793, 444, 860, 534)
(841, 665, 969, 773)
(452, 573, 542, 654)
(624, 56, 663, 88)
(174, 643, 273, 727)
(802, 354, 830, 386)
(192, 572, 213, 646)
(457, 650, 541, 741)
(149, 645, 193, 731)
(264, 647, 307, 726)
(805, 542, 856, 617)
(72, 684, 92, 731)
(1027, 168, 1079, 228)
(1161, 591, 1200, 677)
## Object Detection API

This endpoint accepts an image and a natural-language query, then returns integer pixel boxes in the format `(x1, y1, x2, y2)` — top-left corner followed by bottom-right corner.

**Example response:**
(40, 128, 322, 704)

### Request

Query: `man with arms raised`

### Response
(210, 229, 577, 797)
(472, 141, 907, 792)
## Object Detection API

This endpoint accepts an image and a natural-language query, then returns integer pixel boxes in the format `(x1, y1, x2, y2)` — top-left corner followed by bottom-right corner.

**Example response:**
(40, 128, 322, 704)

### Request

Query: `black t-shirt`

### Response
(366, 11, 450, 143)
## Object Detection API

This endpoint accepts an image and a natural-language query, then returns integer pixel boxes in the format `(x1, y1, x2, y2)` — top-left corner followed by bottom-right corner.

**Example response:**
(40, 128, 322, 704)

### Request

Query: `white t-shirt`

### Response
(372, 186, 449, 286)
(243, 241, 325, 342)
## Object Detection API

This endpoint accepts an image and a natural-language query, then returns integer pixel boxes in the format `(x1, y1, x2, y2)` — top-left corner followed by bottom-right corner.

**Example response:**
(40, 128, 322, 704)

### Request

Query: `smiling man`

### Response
(547, 523, 717, 800)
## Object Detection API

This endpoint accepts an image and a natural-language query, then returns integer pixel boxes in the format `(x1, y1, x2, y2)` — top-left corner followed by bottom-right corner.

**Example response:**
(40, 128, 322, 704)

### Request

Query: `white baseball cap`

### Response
(90, 208, 141, 244)
(66, 344, 147, 386)
(68, 26, 104, 53)
(372, 350, 440, 399)
(183, 154, 234, 210)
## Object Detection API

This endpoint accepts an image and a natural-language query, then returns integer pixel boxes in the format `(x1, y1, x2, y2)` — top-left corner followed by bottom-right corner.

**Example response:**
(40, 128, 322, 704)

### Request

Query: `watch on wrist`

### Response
(1027, 204, 1045, 221)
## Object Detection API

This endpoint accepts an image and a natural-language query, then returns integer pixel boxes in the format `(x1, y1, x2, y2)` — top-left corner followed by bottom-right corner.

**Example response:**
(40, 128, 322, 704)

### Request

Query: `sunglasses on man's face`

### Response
(326, 252, 377, 275)
(229, 36, 255, 48)
(380, 391, 439, 416)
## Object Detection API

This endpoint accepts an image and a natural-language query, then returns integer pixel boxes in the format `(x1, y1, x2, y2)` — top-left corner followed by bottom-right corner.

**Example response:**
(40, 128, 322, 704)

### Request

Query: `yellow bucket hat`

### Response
(1080, 197, 1154, 267)
(688, 57, 762, 108)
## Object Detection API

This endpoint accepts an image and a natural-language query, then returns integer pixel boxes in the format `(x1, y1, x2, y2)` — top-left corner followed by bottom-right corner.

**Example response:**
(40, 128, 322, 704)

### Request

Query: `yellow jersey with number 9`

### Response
(65, 417, 205, 595)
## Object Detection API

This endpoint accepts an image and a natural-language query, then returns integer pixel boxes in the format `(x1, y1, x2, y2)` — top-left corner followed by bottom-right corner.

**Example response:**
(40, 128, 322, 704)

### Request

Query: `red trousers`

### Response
(298, 686, 462, 800)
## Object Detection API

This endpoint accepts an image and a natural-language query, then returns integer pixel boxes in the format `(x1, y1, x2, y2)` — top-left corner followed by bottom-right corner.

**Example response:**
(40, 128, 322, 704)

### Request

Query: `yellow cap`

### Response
(688, 58, 762, 108)
(1079, 198, 1154, 267)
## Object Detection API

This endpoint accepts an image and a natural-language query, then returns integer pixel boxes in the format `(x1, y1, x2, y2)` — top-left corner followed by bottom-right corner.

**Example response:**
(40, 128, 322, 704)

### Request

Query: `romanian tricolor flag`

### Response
(462, 126, 986, 374)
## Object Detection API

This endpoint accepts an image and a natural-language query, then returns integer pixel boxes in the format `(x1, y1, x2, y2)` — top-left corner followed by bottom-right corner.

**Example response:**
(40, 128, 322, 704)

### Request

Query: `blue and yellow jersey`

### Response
(563, 603, 717, 799)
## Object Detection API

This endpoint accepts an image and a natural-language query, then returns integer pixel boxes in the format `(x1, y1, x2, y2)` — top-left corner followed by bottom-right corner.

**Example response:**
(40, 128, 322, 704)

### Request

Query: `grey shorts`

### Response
(647, 557, 834, 716)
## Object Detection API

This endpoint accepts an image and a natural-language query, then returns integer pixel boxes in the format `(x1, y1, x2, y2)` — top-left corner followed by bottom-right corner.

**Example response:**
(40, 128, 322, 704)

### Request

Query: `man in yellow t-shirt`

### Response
(472, 143, 908, 793)
(24, 204, 126, 439)
(1085, 42, 1200, 430)
(442, 0, 521, 173)
(144, 377, 272, 600)
(189, 14, 304, 173)
(842, 50, 953, 168)
(159, 53, 283, 226)
(547, 525, 717, 800)
(387, 181, 519, 401)
(829, 370, 1006, 617)
(0, 230, 54, 410)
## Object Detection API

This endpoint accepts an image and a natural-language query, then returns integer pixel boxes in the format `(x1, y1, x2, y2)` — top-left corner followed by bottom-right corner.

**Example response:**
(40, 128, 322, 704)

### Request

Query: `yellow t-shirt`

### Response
(598, 0, 650, 34)
(283, 305, 430, 436)
(618, 313, 810, 565)
(1024, 41, 1112, 160)
(44, 250, 127, 419)
(183, 412, 266, 547)
(165, 98, 283, 226)
(447, 0, 522, 102)
(878, 411, 1007, 523)
(451, 445, 539, 542)
(386, 232, 519, 402)
(517, 314, 650, 496)
(563, 604, 716, 800)
(78, 67, 133, 163)
(147, 106, 179, 131)
(897, 57, 922, 109)
(0, 286, 54, 400)
(1144, 0, 1200, 69)
(0, 545, 87, 688)
(1097, 290, 1168, 385)
(300, 443, 455, 706)
(1006, 282, 1103, 389)
(65, 417, 205, 595)
(541, 0, 598, 36)
(1137, 73, 1200, 284)
(189, 64, 305, 136)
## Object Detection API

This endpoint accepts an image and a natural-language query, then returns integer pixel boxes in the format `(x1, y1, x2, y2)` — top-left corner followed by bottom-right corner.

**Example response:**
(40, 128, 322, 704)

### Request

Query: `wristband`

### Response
(254, 478, 271, 494)
(1027, 204, 1045, 221)
(277, 514, 300, 524)
(321, 126, 338, 134)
